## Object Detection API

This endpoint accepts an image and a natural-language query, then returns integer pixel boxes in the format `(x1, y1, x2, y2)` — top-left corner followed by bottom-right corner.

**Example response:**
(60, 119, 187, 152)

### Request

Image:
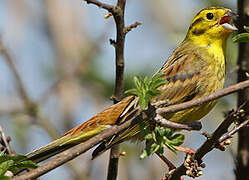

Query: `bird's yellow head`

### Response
(186, 7, 237, 45)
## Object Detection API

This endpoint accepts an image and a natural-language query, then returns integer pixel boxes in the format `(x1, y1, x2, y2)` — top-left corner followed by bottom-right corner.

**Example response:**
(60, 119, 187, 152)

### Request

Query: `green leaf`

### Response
(124, 89, 137, 96)
(232, 33, 249, 42)
(0, 160, 14, 176)
(143, 133, 152, 140)
(140, 150, 148, 159)
(8, 160, 38, 173)
(139, 124, 185, 158)
(0, 175, 10, 180)
(160, 128, 173, 137)
(151, 144, 160, 154)
(125, 73, 167, 109)
(0, 154, 38, 174)
(244, 26, 249, 33)
(0, 155, 26, 164)
(164, 143, 177, 152)
(167, 134, 185, 146)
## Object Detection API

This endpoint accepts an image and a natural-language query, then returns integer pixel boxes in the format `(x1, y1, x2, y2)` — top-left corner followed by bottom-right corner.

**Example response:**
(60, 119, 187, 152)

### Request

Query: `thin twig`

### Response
(0, 124, 15, 154)
(83, 0, 115, 13)
(219, 119, 249, 143)
(124, 21, 142, 34)
(155, 114, 202, 131)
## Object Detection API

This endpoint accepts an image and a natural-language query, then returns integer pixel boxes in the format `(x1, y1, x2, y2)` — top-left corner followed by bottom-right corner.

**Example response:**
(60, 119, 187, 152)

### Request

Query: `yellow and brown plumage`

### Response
(27, 7, 237, 163)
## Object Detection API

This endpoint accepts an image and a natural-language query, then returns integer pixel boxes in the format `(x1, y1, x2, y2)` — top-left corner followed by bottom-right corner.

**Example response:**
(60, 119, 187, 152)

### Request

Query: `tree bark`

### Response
(236, 0, 249, 179)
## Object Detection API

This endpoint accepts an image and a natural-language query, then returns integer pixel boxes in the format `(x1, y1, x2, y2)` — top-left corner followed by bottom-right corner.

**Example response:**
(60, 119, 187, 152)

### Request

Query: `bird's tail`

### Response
(26, 96, 137, 163)
(26, 135, 75, 163)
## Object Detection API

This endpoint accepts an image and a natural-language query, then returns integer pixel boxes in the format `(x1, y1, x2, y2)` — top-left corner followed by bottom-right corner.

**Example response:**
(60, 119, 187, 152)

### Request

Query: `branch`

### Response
(13, 80, 249, 179)
(84, 0, 115, 13)
(219, 118, 249, 143)
(0, 124, 15, 155)
(124, 21, 142, 34)
(166, 107, 248, 180)
(155, 114, 202, 131)
(108, 0, 126, 179)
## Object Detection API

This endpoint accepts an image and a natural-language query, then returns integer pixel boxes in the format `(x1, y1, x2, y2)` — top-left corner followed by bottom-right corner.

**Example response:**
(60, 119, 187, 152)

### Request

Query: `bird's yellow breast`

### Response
(164, 44, 225, 123)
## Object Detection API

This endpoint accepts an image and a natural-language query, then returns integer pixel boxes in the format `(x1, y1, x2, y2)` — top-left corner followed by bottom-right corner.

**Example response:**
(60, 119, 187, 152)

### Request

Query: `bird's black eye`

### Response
(206, 12, 214, 20)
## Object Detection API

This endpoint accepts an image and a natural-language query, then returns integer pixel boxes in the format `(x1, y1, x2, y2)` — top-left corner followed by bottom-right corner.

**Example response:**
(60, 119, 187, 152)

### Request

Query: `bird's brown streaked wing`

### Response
(155, 48, 206, 105)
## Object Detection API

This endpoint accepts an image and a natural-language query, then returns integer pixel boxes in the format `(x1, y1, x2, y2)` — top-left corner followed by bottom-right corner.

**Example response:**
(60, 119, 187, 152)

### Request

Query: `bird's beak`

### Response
(219, 11, 238, 31)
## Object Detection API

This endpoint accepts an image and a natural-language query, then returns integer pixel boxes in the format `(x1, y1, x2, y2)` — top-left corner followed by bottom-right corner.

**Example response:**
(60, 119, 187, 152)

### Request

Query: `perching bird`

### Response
(27, 7, 237, 163)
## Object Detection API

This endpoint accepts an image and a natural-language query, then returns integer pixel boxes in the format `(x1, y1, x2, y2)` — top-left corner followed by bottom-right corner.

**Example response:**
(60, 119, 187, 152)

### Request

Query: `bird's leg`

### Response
(156, 152, 176, 171)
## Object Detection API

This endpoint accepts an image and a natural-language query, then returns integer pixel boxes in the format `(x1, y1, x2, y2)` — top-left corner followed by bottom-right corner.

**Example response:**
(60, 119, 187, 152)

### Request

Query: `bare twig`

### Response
(155, 114, 202, 131)
(13, 80, 249, 179)
(124, 21, 142, 34)
(219, 119, 249, 143)
(0, 124, 15, 154)
(84, 0, 115, 13)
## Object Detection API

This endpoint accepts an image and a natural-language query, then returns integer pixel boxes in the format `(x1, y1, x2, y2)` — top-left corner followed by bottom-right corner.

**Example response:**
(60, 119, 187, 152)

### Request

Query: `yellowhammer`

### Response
(27, 7, 237, 163)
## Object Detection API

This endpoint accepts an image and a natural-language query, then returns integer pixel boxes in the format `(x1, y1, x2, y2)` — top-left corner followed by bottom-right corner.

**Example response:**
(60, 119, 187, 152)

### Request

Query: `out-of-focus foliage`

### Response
(232, 26, 249, 42)
(0, 153, 38, 179)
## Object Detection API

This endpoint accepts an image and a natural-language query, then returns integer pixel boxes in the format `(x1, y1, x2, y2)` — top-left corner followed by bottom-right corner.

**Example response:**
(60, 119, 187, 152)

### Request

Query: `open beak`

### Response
(219, 11, 238, 31)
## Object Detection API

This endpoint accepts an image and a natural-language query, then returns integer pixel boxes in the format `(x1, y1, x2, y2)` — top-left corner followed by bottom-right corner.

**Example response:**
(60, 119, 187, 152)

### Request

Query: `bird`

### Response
(27, 7, 237, 163)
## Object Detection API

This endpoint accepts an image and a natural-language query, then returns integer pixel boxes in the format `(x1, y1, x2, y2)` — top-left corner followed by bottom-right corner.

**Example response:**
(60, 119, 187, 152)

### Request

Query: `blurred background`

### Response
(0, 0, 239, 179)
